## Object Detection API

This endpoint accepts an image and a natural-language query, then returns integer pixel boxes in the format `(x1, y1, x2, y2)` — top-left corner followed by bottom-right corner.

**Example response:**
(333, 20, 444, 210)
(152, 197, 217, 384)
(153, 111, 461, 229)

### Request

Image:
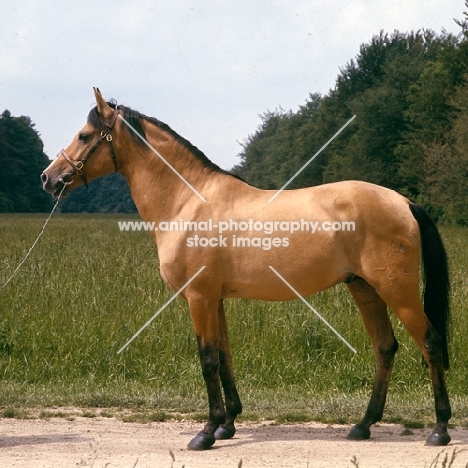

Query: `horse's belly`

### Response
(221, 261, 347, 301)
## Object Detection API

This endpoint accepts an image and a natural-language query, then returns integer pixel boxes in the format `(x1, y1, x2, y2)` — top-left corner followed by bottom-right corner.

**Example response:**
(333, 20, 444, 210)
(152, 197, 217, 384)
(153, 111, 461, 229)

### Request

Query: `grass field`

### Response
(0, 213, 467, 427)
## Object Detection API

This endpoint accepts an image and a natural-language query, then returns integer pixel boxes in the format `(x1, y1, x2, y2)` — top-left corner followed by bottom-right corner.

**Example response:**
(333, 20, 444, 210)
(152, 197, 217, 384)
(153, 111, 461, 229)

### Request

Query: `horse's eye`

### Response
(78, 133, 90, 142)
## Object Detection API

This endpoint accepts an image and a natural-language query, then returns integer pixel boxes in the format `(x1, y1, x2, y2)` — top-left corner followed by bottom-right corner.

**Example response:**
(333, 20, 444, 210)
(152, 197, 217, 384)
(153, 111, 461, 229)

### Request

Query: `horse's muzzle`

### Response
(41, 171, 73, 197)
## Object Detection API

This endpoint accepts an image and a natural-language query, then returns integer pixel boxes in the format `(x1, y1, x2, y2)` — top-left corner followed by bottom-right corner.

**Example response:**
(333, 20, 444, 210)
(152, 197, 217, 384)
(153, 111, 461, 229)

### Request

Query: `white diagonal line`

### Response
(268, 266, 357, 353)
(118, 114, 207, 203)
(117, 266, 206, 354)
(268, 115, 356, 203)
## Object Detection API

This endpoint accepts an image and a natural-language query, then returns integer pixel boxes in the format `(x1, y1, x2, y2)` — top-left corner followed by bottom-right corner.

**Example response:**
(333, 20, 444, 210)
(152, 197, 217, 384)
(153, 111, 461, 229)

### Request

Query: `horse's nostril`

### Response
(40, 172, 48, 184)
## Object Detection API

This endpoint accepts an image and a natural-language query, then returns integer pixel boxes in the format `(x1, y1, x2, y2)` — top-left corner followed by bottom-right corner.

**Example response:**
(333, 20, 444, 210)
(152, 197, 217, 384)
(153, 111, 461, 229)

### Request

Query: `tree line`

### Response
(0, 109, 135, 214)
(233, 12, 468, 225)
(0, 110, 52, 212)
(2, 7, 468, 222)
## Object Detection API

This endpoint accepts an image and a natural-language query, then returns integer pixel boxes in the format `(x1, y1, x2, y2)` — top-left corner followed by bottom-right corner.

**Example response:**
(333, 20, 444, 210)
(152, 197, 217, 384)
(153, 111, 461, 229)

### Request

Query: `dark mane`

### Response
(88, 101, 245, 181)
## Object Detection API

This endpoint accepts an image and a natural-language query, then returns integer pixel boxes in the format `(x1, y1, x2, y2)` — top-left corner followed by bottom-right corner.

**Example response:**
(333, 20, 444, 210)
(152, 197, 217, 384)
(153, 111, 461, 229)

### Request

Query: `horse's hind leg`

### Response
(214, 300, 243, 440)
(346, 278, 398, 440)
(389, 301, 451, 446)
(423, 332, 451, 446)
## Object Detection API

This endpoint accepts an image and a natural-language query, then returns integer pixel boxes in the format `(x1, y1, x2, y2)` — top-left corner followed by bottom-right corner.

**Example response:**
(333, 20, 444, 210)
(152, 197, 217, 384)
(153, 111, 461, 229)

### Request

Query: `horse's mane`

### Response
(87, 101, 244, 181)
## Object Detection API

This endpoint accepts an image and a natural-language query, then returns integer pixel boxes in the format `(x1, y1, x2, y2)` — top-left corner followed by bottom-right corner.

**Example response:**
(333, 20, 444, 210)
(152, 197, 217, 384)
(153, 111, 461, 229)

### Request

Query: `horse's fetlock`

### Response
(213, 408, 226, 424)
(227, 399, 243, 416)
(437, 405, 452, 422)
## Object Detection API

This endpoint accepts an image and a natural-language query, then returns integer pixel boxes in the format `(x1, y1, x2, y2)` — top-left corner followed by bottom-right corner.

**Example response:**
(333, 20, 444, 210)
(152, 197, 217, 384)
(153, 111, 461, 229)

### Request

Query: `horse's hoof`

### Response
(347, 424, 370, 440)
(187, 432, 216, 451)
(425, 431, 451, 446)
(214, 424, 236, 440)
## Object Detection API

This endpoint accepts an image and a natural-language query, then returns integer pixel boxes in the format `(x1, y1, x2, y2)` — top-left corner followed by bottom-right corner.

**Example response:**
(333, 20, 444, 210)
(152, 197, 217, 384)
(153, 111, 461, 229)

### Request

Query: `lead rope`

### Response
(0, 181, 71, 292)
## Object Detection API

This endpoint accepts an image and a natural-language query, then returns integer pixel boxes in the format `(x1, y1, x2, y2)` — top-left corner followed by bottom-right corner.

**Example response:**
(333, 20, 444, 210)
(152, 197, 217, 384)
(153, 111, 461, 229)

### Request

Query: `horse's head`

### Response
(41, 88, 120, 197)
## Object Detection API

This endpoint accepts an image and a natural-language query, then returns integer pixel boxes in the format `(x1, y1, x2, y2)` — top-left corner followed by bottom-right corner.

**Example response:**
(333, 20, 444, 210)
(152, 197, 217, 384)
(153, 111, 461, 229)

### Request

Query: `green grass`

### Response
(1, 214, 468, 426)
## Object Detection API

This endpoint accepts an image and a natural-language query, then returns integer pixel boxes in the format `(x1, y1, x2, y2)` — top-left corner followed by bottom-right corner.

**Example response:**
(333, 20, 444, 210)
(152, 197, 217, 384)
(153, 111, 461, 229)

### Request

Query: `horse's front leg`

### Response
(187, 295, 225, 451)
(214, 299, 242, 440)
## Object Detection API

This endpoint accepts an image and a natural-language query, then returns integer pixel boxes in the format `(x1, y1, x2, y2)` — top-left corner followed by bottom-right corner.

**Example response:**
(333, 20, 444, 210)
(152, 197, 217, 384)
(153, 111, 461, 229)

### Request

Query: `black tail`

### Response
(409, 203, 450, 369)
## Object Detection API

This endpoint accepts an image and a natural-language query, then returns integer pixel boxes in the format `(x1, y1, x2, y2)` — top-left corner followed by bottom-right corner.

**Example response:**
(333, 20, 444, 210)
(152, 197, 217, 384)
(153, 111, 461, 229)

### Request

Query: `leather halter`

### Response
(60, 107, 120, 187)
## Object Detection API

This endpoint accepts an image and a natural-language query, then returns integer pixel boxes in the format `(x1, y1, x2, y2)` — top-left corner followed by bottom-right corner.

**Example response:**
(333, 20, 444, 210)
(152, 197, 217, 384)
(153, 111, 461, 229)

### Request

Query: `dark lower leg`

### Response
(214, 348, 242, 439)
(424, 329, 451, 446)
(347, 339, 398, 440)
(215, 301, 242, 440)
(346, 279, 397, 440)
(188, 341, 225, 450)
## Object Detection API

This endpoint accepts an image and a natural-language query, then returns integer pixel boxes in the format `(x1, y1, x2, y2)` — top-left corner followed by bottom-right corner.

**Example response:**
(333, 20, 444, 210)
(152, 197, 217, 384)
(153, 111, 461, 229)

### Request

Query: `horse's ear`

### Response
(93, 87, 113, 120)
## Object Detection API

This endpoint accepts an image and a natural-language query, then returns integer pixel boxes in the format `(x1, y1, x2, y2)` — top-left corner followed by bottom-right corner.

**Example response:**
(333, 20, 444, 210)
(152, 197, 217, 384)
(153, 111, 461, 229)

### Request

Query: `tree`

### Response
(58, 173, 136, 214)
(233, 22, 468, 224)
(0, 110, 52, 212)
(422, 79, 468, 224)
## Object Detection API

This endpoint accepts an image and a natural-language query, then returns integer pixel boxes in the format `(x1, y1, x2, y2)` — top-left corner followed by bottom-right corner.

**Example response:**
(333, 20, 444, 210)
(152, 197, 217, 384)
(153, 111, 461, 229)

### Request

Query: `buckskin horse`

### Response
(41, 88, 451, 450)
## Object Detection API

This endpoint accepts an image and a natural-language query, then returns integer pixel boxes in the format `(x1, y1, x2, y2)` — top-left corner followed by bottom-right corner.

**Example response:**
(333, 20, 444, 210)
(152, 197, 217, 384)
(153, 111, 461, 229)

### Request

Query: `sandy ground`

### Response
(0, 416, 467, 468)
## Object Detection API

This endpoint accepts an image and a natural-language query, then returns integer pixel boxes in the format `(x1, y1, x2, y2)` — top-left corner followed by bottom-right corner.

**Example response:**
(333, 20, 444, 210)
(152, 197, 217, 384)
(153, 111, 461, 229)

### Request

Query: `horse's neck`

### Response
(120, 130, 218, 222)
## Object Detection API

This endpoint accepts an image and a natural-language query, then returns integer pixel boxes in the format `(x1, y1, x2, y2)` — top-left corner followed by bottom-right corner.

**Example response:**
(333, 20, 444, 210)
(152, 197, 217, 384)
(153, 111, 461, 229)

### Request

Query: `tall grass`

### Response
(0, 214, 467, 424)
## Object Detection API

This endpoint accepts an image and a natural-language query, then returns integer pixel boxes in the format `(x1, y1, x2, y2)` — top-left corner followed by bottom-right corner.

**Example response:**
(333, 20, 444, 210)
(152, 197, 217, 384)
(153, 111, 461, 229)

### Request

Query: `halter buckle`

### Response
(100, 130, 113, 142)
(75, 161, 84, 175)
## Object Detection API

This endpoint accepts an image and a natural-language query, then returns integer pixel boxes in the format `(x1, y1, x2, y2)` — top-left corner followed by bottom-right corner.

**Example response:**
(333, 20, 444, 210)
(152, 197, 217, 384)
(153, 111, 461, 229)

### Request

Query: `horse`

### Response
(41, 88, 451, 450)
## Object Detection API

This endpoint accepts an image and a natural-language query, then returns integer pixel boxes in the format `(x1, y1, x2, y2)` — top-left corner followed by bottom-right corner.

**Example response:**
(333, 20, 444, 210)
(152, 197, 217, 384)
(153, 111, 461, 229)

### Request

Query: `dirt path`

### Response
(0, 416, 467, 468)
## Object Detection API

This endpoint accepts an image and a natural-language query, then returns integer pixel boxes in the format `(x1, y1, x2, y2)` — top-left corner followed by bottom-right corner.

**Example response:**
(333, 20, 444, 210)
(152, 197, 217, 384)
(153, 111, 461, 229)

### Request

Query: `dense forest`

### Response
(0, 110, 53, 212)
(233, 16, 468, 224)
(2, 8, 468, 222)
(58, 174, 136, 214)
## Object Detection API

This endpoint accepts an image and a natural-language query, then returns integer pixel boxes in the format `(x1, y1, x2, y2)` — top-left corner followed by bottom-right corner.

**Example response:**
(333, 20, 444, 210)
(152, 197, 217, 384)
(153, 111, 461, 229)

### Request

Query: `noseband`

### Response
(59, 107, 120, 187)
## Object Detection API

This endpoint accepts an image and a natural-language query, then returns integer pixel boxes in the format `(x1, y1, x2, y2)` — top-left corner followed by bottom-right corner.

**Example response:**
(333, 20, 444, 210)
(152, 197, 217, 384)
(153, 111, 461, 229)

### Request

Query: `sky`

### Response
(1, 1, 465, 170)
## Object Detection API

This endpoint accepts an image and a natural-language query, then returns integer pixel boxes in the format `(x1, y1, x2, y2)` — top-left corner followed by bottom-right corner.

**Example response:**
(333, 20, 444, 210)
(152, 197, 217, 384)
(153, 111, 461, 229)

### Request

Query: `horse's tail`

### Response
(409, 203, 450, 369)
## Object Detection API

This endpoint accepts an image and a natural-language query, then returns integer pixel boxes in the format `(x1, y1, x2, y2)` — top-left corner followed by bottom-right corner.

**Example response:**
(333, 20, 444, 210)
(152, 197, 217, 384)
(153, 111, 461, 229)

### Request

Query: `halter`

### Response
(59, 107, 120, 187)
